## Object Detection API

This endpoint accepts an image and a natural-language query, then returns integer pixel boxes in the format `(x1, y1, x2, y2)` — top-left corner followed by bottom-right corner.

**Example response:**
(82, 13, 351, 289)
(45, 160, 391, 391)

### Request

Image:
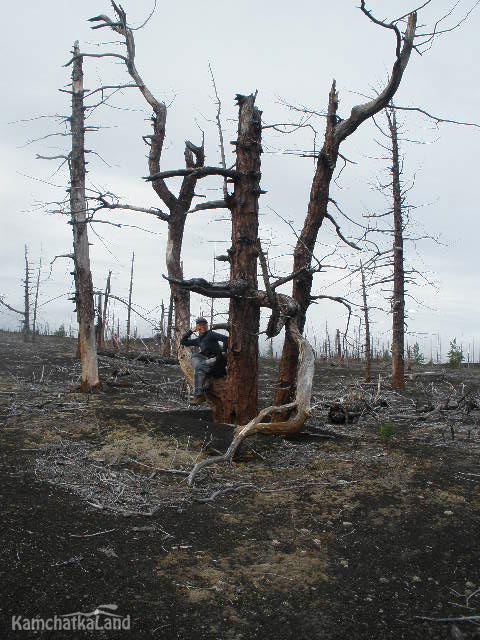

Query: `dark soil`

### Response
(1, 333, 480, 639)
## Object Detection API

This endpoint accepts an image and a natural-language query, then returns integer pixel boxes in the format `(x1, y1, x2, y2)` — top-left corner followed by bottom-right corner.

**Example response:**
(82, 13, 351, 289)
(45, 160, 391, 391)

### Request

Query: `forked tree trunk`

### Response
(387, 109, 405, 390)
(275, 82, 339, 403)
(70, 41, 100, 392)
(275, 12, 417, 403)
(360, 261, 371, 383)
(221, 94, 262, 424)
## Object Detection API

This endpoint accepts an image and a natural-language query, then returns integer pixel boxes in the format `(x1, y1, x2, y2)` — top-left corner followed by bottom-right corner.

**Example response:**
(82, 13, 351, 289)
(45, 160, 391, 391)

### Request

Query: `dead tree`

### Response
(386, 108, 406, 390)
(335, 329, 342, 367)
(275, 6, 417, 403)
(23, 245, 31, 341)
(69, 41, 100, 392)
(87, 4, 205, 366)
(96, 292, 103, 348)
(100, 270, 111, 349)
(126, 252, 134, 352)
(222, 94, 262, 423)
(360, 261, 372, 383)
(0, 245, 32, 340)
(32, 257, 42, 341)
(162, 293, 174, 358)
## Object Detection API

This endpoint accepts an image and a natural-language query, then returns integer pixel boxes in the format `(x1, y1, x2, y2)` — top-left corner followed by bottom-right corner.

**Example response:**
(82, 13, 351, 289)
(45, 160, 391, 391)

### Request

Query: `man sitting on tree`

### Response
(180, 317, 228, 405)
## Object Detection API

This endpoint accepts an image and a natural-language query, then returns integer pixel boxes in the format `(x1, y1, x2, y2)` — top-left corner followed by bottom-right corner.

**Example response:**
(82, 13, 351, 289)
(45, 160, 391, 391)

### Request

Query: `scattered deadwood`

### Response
(97, 349, 177, 365)
(187, 319, 314, 485)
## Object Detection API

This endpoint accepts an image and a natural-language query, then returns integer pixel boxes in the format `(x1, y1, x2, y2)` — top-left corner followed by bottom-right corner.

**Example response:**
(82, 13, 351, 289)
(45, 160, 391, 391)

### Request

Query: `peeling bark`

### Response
(275, 12, 417, 403)
(70, 41, 100, 392)
(222, 94, 262, 424)
(188, 319, 314, 485)
(387, 108, 405, 390)
(360, 261, 371, 383)
(275, 82, 339, 403)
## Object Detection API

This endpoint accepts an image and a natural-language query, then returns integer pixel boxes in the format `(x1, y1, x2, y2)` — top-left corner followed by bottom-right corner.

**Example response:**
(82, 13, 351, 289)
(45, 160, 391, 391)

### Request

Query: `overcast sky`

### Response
(1, 0, 479, 361)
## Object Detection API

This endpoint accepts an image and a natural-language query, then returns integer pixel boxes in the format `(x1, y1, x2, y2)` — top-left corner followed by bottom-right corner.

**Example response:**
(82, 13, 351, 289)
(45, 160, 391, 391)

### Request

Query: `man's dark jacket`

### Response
(180, 329, 228, 377)
(180, 329, 228, 357)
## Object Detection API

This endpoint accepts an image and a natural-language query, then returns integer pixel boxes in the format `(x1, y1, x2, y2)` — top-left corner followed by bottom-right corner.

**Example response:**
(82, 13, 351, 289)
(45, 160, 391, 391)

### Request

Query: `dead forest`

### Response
(1, 2, 480, 639)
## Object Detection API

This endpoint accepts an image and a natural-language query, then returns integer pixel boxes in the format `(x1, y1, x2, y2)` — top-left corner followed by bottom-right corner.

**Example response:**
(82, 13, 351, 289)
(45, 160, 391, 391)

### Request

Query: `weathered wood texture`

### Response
(222, 94, 262, 424)
(188, 319, 314, 485)
(387, 108, 405, 390)
(70, 42, 100, 392)
(275, 82, 339, 404)
(360, 261, 371, 383)
(275, 13, 417, 404)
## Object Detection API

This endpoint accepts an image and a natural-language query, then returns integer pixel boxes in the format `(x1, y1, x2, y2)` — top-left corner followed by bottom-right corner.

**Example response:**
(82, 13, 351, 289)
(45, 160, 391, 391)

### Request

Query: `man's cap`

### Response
(195, 317, 208, 325)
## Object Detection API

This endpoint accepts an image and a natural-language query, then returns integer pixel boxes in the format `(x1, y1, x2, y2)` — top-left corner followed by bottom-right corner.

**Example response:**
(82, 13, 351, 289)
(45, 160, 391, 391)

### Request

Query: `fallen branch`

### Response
(188, 318, 314, 485)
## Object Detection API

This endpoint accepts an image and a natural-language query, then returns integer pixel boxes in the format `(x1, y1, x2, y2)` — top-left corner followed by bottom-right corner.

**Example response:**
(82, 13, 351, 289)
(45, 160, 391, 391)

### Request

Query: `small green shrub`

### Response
(411, 342, 425, 365)
(379, 422, 395, 442)
(53, 323, 66, 338)
(447, 338, 464, 368)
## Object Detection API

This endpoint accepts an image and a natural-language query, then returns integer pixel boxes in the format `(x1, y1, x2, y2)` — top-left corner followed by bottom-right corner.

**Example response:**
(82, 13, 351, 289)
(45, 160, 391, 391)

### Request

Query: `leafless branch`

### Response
(145, 166, 237, 182)
(324, 213, 361, 250)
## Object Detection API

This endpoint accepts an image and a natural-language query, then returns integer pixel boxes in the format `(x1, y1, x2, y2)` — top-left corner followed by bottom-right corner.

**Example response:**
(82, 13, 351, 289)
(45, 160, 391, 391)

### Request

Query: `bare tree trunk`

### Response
(70, 41, 100, 392)
(335, 328, 342, 367)
(23, 245, 31, 341)
(162, 292, 174, 358)
(387, 108, 405, 391)
(210, 252, 216, 326)
(159, 299, 166, 347)
(360, 261, 371, 383)
(275, 82, 339, 402)
(126, 252, 134, 352)
(32, 257, 41, 342)
(275, 13, 417, 403)
(96, 292, 103, 349)
(222, 94, 262, 424)
(101, 270, 111, 349)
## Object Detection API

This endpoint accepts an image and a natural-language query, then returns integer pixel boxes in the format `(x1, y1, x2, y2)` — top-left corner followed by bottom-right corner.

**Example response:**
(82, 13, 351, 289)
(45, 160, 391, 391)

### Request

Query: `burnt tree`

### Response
(70, 41, 100, 392)
(386, 108, 406, 390)
(223, 94, 262, 423)
(360, 261, 372, 383)
(275, 7, 417, 403)
(88, 3, 205, 369)
(0, 245, 32, 340)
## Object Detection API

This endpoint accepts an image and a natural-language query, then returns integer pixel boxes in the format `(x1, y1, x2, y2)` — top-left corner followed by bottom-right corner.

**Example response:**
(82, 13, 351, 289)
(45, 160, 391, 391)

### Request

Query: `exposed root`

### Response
(188, 320, 314, 485)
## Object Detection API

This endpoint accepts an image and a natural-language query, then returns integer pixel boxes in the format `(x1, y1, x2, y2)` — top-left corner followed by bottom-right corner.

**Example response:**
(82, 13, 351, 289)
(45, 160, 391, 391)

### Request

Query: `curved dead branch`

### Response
(187, 319, 314, 485)
(334, 10, 417, 143)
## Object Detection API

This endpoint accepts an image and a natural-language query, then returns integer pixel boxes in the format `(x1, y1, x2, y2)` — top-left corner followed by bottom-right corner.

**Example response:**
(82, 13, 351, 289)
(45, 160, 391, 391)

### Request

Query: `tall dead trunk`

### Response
(126, 252, 134, 352)
(32, 257, 41, 342)
(70, 41, 100, 392)
(101, 270, 111, 349)
(275, 12, 417, 403)
(222, 94, 262, 424)
(275, 82, 339, 403)
(96, 292, 103, 349)
(387, 109, 405, 390)
(335, 328, 342, 367)
(162, 292, 174, 357)
(209, 252, 216, 326)
(360, 261, 371, 383)
(23, 245, 31, 341)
